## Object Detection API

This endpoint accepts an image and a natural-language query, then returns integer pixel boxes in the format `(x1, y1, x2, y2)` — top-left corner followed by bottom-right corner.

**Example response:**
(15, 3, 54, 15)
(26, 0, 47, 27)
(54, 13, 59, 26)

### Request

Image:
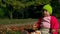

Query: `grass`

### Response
(0, 19, 38, 25)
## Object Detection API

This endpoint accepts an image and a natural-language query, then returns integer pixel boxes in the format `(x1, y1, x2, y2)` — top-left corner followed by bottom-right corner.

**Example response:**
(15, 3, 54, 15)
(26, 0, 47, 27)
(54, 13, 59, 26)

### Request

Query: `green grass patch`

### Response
(0, 19, 38, 25)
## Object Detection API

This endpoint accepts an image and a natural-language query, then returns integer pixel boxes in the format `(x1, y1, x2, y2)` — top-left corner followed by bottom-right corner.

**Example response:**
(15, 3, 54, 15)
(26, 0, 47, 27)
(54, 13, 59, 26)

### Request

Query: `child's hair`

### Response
(42, 9, 47, 12)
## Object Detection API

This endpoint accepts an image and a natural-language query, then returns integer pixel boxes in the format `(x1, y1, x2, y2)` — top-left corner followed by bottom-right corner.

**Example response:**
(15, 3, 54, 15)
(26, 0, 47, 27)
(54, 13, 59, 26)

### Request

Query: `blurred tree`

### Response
(0, 0, 51, 19)
(51, 0, 60, 18)
(0, 8, 4, 18)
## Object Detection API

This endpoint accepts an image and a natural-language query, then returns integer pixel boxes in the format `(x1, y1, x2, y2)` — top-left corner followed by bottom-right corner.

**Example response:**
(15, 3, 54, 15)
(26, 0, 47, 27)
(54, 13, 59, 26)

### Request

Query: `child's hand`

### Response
(33, 24, 37, 30)
(51, 29, 56, 32)
(33, 24, 38, 28)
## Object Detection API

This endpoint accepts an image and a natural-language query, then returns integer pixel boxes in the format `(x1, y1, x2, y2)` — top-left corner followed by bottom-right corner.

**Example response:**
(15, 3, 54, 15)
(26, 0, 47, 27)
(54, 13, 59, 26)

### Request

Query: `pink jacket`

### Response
(36, 16, 59, 34)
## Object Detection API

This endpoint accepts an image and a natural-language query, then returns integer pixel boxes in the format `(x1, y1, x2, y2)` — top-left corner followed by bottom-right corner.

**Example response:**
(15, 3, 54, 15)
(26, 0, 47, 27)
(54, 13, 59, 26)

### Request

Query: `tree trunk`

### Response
(10, 12, 13, 19)
(21, 9, 24, 19)
(22, 11, 24, 19)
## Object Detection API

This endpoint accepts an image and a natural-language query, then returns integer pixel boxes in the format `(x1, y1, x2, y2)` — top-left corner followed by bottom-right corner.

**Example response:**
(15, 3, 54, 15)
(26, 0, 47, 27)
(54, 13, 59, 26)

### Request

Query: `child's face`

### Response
(42, 10, 50, 17)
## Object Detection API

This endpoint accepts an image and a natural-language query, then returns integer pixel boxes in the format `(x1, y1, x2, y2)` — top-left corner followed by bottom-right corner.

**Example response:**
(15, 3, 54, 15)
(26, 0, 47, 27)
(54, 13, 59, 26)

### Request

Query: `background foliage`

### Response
(0, 0, 60, 19)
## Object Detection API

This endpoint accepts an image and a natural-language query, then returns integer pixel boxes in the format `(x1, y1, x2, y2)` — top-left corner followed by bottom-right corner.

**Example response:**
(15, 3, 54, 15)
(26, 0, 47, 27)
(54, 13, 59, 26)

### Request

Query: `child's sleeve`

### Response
(35, 19, 41, 29)
(52, 16, 59, 34)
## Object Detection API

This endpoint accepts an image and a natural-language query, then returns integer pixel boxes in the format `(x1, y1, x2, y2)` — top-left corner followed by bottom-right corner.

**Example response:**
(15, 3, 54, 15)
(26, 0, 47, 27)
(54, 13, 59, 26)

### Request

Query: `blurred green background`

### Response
(0, 0, 60, 19)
